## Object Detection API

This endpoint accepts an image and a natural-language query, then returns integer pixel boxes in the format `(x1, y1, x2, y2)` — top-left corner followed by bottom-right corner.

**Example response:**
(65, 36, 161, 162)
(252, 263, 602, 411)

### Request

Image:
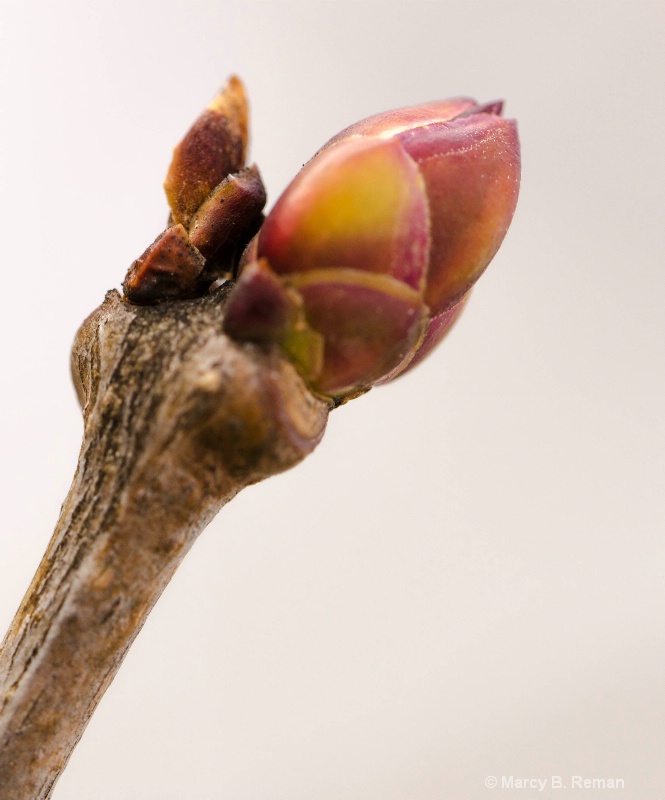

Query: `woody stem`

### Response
(0, 287, 329, 799)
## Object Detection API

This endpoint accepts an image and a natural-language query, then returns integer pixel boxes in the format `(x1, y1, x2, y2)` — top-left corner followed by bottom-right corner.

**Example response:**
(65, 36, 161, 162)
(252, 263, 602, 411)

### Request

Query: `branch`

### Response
(0, 287, 330, 798)
(0, 74, 519, 796)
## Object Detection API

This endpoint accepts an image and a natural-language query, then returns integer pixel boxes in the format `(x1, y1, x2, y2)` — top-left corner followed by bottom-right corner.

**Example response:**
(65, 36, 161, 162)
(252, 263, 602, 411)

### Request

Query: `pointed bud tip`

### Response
(165, 76, 250, 227)
(207, 75, 248, 134)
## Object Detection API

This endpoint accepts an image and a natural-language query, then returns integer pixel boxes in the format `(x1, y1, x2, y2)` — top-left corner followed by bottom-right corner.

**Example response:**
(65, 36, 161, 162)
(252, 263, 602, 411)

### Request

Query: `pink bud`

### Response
(224, 96, 520, 396)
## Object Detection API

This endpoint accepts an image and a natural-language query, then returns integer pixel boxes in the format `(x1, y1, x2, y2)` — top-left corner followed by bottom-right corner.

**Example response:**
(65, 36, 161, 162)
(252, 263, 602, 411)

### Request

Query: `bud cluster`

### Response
(123, 77, 266, 303)
(123, 77, 520, 399)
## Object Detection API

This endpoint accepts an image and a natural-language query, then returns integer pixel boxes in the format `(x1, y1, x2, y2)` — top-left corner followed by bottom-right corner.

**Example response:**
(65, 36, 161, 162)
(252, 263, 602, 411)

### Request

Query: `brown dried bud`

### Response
(188, 165, 266, 261)
(164, 76, 249, 227)
(123, 224, 205, 304)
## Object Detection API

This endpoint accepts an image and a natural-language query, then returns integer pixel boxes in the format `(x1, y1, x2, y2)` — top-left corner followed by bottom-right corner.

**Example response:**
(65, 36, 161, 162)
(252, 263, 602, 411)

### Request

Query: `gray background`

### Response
(0, 1, 663, 798)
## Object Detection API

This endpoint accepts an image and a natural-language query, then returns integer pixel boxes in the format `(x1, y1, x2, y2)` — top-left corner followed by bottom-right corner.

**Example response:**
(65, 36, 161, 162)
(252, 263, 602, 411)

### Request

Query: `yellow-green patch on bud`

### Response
(257, 137, 430, 292)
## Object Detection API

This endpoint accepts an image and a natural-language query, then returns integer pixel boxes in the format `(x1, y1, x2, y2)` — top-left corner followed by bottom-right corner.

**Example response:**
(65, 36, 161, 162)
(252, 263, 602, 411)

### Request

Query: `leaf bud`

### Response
(164, 76, 249, 228)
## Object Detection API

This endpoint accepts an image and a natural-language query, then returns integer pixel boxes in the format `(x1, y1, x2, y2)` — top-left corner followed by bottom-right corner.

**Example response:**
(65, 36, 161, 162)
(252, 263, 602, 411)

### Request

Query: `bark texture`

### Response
(0, 286, 330, 798)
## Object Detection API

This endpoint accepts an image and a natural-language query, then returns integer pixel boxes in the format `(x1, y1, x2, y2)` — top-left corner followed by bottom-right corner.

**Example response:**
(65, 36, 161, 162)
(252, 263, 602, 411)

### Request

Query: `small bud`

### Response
(164, 76, 249, 227)
(123, 225, 205, 304)
(188, 165, 266, 261)
(223, 259, 324, 382)
(223, 258, 301, 342)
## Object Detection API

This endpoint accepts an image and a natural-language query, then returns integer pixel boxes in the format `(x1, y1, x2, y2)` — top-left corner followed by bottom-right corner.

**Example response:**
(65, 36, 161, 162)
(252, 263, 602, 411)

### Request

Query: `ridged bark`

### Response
(0, 287, 330, 798)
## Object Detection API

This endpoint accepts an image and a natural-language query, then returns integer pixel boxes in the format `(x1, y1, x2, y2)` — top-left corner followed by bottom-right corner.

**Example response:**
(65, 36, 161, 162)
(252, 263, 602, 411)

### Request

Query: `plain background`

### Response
(1, 1, 663, 798)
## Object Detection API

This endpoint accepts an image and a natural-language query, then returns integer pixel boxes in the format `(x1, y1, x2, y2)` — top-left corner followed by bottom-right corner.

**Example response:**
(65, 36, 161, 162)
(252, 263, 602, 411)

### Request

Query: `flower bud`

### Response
(224, 96, 519, 397)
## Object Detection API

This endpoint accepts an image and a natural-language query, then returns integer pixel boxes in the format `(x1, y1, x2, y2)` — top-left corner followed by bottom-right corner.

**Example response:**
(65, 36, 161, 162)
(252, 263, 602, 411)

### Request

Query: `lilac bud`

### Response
(224, 96, 521, 396)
